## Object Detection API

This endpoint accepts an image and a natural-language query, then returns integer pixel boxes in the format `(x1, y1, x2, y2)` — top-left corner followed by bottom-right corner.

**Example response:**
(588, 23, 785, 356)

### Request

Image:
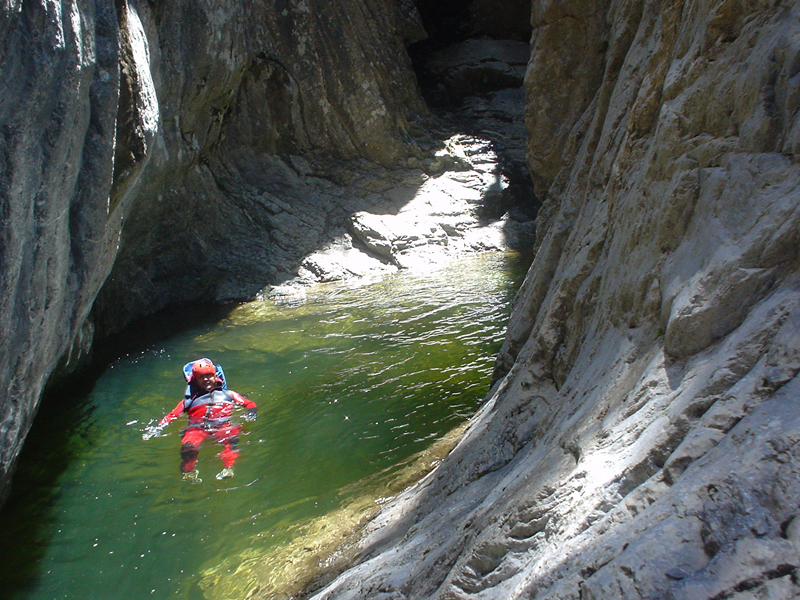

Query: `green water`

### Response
(0, 252, 529, 600)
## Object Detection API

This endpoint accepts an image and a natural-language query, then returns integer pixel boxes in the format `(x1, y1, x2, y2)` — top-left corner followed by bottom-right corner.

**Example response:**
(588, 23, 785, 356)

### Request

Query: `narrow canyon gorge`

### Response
(1, 0, 799, 598)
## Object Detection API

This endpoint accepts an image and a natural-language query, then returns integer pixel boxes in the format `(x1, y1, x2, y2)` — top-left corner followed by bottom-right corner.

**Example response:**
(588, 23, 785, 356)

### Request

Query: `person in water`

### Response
(142, 358, 257, 483)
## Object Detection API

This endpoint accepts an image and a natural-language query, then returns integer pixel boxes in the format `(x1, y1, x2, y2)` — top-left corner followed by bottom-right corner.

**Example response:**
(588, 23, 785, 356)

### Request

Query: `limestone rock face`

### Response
(0, 0, 427, 500)
(260, 132, 535, 301)
(0, 0, 157, 500)
(308, 2, 800, 599)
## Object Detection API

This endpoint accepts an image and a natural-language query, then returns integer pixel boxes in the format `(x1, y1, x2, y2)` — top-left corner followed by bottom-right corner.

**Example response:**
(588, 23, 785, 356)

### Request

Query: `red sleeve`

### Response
(230, 390, 256, 410)
(158, 399, 186, 427)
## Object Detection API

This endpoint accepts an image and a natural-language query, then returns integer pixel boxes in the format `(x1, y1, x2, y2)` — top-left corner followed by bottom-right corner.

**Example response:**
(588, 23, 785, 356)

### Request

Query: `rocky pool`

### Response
(0, 252, 529, 600)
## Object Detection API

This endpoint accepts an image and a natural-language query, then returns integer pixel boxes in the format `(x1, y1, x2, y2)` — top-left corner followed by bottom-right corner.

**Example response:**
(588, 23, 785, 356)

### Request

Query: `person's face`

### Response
(195, 372, 216, 392)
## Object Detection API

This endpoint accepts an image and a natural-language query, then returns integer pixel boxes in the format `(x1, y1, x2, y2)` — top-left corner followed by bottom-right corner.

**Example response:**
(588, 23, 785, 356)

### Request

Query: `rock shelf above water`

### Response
(270, 134, 535, 297)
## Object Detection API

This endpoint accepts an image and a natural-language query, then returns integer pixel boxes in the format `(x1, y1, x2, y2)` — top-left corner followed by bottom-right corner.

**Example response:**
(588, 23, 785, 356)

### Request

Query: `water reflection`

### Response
(0, 252, 529, 600)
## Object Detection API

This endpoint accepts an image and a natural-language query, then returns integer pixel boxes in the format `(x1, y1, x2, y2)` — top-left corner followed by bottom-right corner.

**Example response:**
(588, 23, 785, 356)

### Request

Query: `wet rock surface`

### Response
(423, 39, 529, 105)
(0, 0, 154, 500)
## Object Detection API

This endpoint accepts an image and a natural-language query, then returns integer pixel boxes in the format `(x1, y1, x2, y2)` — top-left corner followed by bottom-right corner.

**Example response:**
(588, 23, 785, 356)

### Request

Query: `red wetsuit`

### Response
(159, 385, 257, 473)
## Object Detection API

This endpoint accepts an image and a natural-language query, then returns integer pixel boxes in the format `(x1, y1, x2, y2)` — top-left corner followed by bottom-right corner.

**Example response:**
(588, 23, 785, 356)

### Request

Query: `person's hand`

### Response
(142, 425, 163, 440)
(244, 408, 258, 422)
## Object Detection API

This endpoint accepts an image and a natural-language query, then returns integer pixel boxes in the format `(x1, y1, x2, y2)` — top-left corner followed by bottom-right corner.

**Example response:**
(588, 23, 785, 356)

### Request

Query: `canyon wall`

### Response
(1, 0, 131, 501)
(3, 0, 799, 596)
(308, 1, 800, 599)
(0, 0, 427, 501)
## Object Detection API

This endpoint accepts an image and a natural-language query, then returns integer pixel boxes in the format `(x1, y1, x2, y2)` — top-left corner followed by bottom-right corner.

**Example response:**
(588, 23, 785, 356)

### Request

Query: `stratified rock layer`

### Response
(307, 2, 800, 599)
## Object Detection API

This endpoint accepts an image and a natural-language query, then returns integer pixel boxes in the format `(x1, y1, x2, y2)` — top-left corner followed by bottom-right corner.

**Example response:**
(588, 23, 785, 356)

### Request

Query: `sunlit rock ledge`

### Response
(263, 133, 535, 303)
(300, 2, 800, 599)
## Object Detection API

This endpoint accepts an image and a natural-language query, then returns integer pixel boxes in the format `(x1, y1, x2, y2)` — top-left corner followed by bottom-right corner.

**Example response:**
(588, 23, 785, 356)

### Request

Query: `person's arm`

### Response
(230, 391, 257, 421)
(158, 400, 187, 427)
(142, 400, 185, 440)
